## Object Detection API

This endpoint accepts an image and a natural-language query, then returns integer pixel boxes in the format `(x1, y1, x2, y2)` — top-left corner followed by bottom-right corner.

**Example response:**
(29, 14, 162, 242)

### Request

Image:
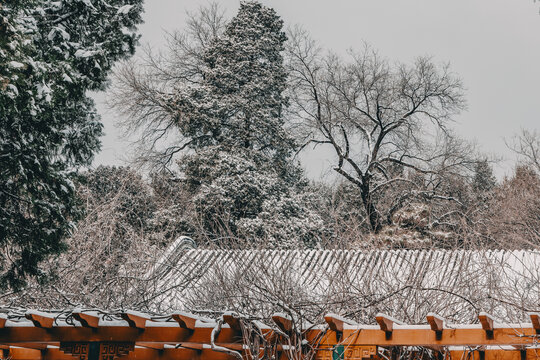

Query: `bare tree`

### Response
(508, 129, 540, 173)
(109, 3, 227, 171)
(286, 29, 471, 232)
(484, 165, 540, 248)
(0, 167, 180, 309)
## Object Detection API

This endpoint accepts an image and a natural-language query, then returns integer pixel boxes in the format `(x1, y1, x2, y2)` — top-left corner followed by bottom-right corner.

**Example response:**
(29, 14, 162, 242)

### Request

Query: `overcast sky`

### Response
(93, 0, 540, 180)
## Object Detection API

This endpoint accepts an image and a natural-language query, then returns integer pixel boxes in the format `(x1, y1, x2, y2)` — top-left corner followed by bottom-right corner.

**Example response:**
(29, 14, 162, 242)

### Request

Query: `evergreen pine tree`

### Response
(172, 1, 323, 246)
(172, 1, 295, 165)
(0, 0, 143, 289)
(473, 159, 497, 193)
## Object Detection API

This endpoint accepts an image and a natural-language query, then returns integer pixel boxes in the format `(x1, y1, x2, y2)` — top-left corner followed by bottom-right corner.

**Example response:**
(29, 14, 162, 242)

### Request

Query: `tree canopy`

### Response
(171, 2, 294, 162)
(0, 0, 143, 289)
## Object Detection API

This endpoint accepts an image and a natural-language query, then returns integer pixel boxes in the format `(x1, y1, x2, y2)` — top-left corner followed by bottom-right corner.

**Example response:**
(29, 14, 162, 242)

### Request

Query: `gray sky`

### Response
(93, 0, 540, 180)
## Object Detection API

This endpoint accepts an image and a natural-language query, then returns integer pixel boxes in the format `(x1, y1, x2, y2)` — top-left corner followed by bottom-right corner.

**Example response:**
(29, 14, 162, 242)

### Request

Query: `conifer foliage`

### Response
(172, 1, 295, 162)
(0, 0, 143, 289)
(168, 1, 322, 245)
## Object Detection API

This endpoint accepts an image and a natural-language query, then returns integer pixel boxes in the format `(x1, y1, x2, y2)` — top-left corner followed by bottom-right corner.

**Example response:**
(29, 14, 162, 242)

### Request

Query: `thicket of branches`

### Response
(4, 153, 540, 309)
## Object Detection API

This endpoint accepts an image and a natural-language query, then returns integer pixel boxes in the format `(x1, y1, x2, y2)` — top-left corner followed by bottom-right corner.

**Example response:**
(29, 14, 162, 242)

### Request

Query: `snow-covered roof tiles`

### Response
(149, 247, 540, 323)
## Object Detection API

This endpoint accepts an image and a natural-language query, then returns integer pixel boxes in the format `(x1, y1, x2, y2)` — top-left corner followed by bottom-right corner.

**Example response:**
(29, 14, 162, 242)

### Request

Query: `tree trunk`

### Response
(360, 180, 382, 233)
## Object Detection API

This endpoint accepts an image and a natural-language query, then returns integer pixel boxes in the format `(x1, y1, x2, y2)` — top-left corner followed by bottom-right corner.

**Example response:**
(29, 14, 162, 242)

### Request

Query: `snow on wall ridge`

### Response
(151, 248, 540, 318)
(181, 248, 540, 257)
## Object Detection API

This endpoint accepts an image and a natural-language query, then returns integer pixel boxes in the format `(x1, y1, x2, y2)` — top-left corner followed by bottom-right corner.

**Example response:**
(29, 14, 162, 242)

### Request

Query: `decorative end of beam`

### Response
(25, 310, 54, 328)
(222, 312, 242, 332)
(272, 313, 294, 333)
(0, 313, 7, 328)
(121, 311, 150, 329)
(478, 312, 495, 339)
(171, 312, 200, 330)
(324, 313, 357, 333)
(72, 311, 99, 328)
(24, 310, 54, 329)
(529, 312, 540, 334)
(375, 313, 403, 333)
(478, 312, 495, 332)
(427, 312, 444, 340)
(426, 313, 445, 332)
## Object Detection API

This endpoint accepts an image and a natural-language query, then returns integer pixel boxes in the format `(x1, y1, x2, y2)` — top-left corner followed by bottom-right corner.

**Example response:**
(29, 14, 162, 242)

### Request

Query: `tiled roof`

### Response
(148, 244, 540, 323)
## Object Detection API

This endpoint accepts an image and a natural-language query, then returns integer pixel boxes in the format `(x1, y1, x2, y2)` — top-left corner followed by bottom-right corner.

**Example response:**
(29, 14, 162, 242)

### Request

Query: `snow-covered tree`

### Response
(0, 0, 143, 289)
(110, 3, 227, 170)
(169, 1, 295, 166)
(113, 2, 324, 247)
(176, 2, 326, 245)
(181, 146, 324, 246)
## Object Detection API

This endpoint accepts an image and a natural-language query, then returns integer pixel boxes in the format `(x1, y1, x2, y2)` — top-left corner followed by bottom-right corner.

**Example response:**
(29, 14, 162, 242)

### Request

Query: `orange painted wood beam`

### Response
(426, 313, 444, 332)
(24, 311, 54, 329)
(0, 325, 238, 344)
(528, 313, 540, 333)
(0, 314, 7, 328)
(479, 312, 496, 332)
(324, 313, 358, 333)
(2, 323, 540, 347)
(222, 313, 241, 333)
(121, 311, 150, 329)
(8, 343, 48, 350)
(72, 311, 99, 328)
(272, 313, 293, 333)
(172, 312, 200, 330)
(329, 326, 538, 347)
(8, 346, 43, 360)
(3, 324, 540, 347)
(375, 313, 404, 333)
